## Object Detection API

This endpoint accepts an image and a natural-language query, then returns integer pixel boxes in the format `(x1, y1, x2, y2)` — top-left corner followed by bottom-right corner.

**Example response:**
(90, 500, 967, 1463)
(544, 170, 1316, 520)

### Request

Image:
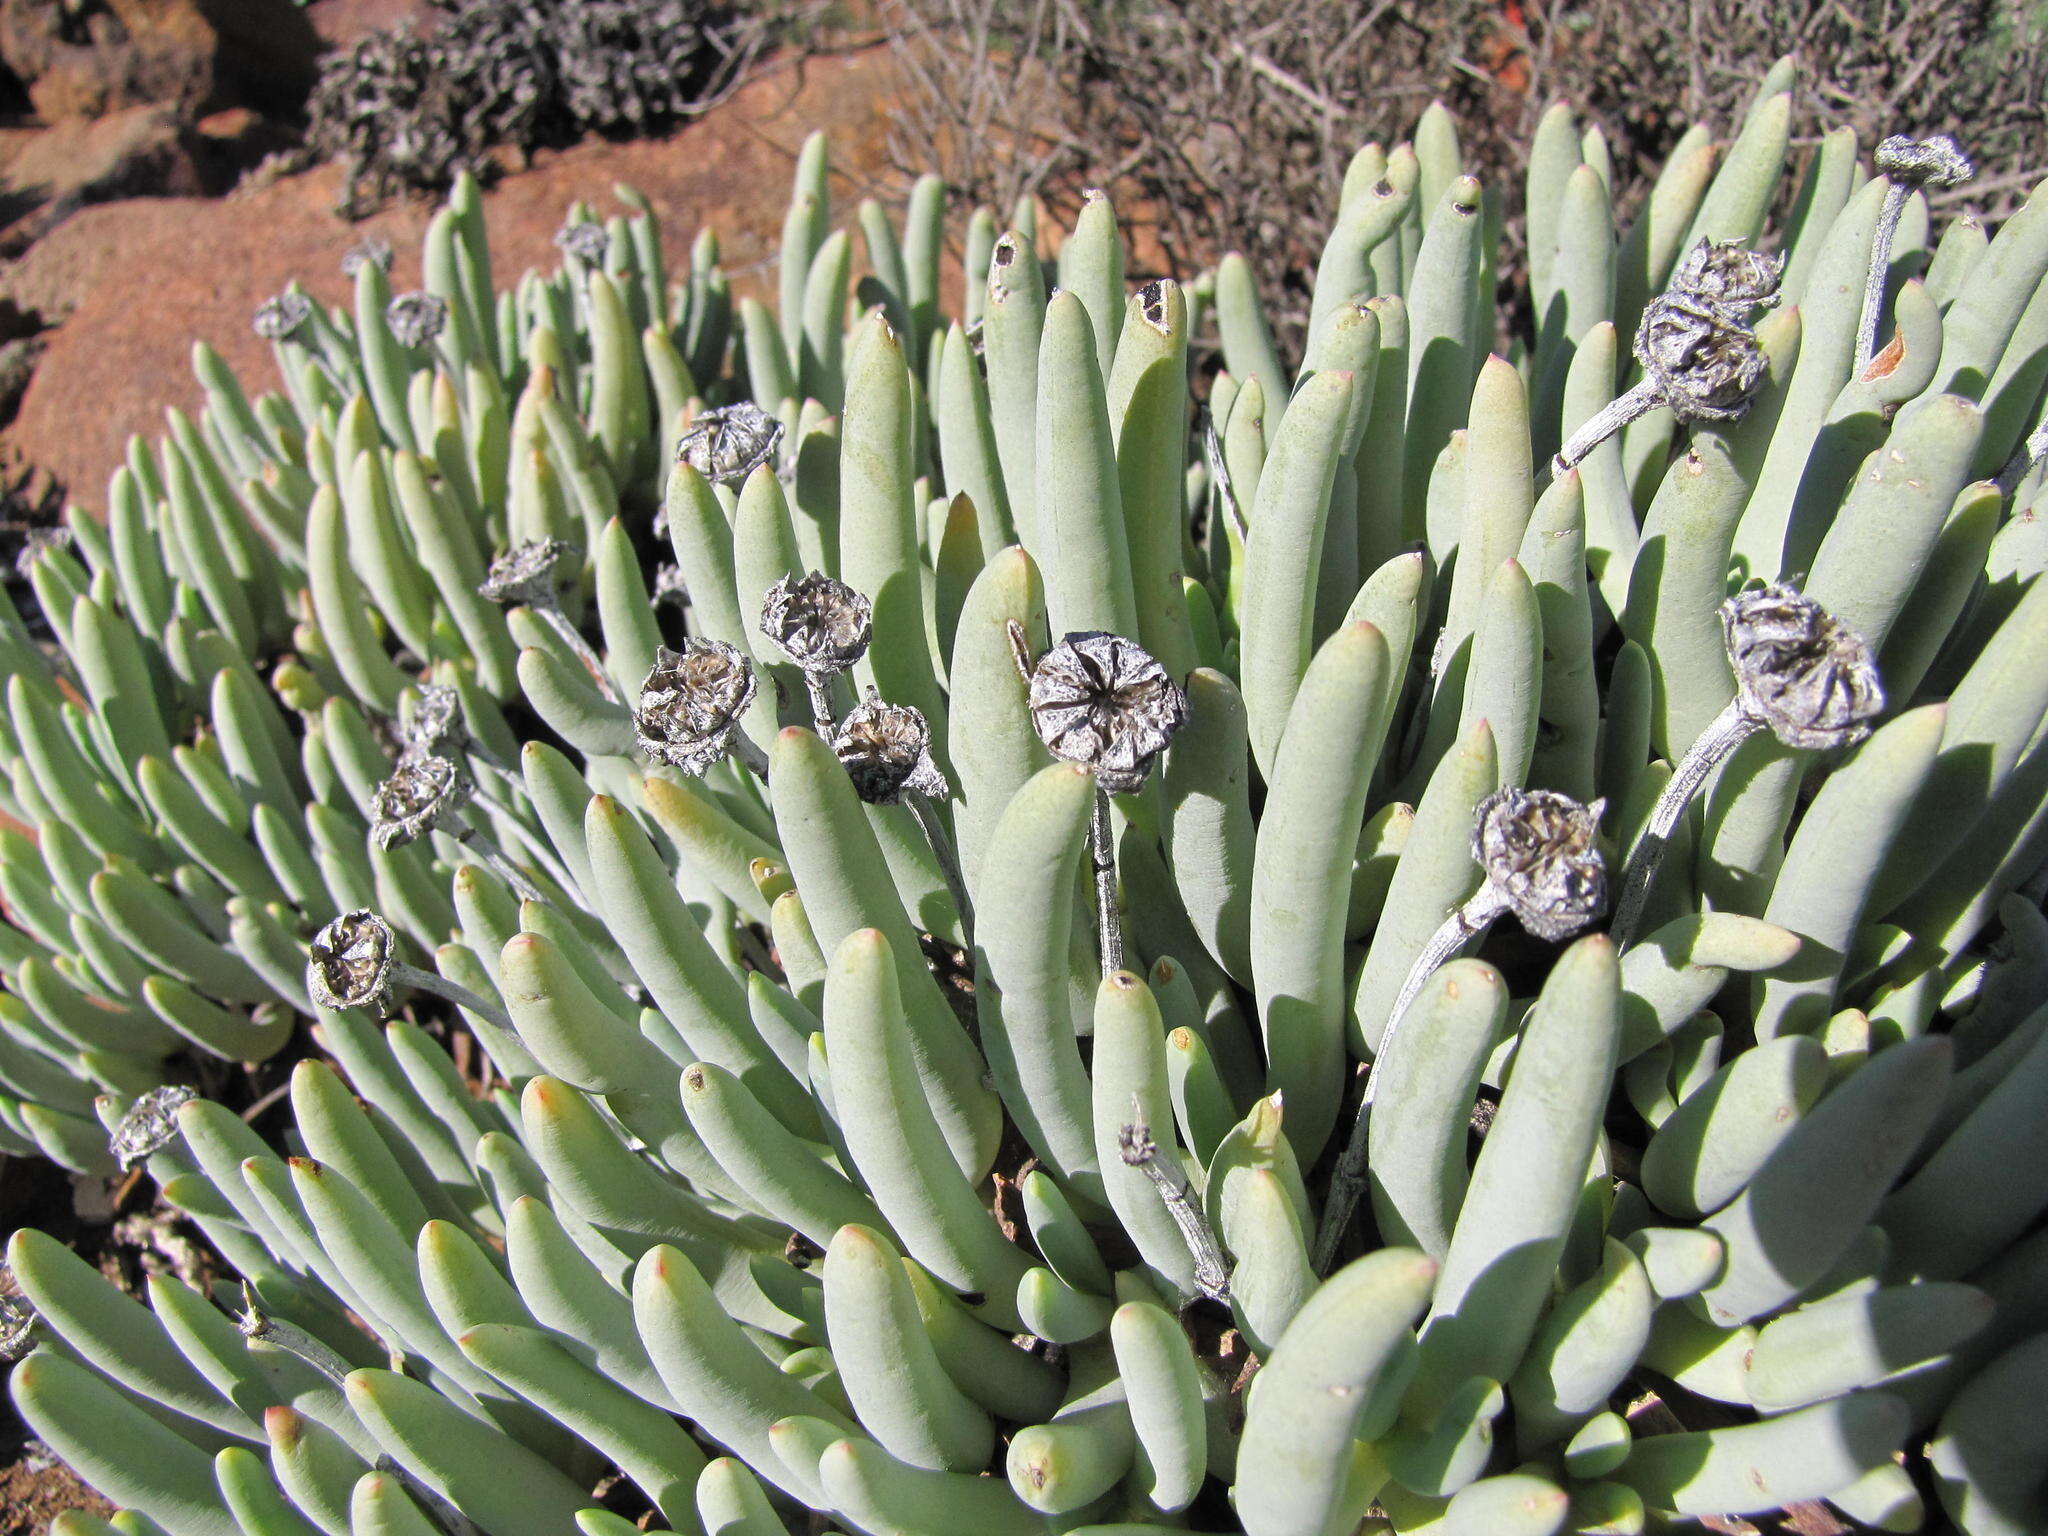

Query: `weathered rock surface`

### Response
(0, 0, 321, 121)
(2, 101, 203, 212)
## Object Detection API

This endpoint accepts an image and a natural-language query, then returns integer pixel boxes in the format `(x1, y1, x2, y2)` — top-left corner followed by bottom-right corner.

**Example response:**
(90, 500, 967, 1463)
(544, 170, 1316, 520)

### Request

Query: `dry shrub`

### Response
(298, 0, 771, 215)
(885, 0, 2048, 351)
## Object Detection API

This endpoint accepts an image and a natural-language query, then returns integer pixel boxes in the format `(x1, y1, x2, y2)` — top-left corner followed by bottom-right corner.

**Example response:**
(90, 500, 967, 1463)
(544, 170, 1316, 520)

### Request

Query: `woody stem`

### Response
(908, 795, 974, 954)
(237, 1301, 357, 1388)
(1120, 1101, 1232, 1302)
(1609, 699, 1763, 949)
(1311, 883, 1510, 1276)
(804, 671, 839, 737)
(1995, 406, 2048, 495)
(1091, 786, 1124, 978)
(536, 605, 618, 702)
(1552, 378, 1662, 473)
(387, 962, 518, 1041)
(1856, 180, 1913, 377)
(468, 781, 584, 904)
(451, 825, 549, 907)
(728, 731, 771, 782)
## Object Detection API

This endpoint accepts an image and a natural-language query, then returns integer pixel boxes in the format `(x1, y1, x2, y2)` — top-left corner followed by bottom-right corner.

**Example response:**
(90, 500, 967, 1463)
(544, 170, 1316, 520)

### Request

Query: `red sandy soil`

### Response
(0, 43, 910, 508)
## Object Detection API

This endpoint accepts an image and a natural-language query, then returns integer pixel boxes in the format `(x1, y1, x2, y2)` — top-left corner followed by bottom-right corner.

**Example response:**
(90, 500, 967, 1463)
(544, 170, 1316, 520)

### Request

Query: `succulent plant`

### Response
(2, 64, 2047, 1536)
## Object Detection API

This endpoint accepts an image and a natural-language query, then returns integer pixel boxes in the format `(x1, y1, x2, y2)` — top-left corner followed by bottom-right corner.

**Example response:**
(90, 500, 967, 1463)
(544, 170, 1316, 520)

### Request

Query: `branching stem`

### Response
(1855, 181, 1913, 377)
(1119, 1100, 1232, 1302)
(908, 795, 975, 954)
(1311, 883, 1509, 1274)
(1091, 787, 1123, 977)
(1553, 378, 1662, 473)
(1609, 698, 1763, 949)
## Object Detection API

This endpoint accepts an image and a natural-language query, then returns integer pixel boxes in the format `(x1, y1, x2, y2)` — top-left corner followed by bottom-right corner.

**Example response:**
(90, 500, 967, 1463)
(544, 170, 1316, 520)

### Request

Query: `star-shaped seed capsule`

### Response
(252, 291, 312, 340)
(1027, 631, 1190, 795)
(675, 402, 783, 485)
(386, 290, 448, 348)
(1610, 584, 1884, 947)
(110, 1085, 198, 1171)
(635, 640, 763, 778)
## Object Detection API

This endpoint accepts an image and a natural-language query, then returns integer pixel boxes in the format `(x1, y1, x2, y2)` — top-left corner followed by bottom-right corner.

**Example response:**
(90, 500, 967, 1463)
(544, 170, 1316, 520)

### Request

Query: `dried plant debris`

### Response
(297, 0, 766, 214)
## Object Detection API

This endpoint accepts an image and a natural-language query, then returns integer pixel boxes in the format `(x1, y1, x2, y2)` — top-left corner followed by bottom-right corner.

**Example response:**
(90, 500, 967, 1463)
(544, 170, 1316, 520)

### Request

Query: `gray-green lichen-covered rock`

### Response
(2, 59, 2047, 1536)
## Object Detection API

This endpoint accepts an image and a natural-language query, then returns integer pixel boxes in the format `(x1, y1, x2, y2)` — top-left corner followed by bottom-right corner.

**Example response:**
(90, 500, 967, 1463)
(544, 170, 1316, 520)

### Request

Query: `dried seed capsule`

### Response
(478, 538, 577, 607)
(1633, 292, 1769, 423)
(252, 291, 312, 340)
(368, 753, 474, 849)
(304, 906, 521, 1034)
(1875, 134, 1974, 189)
(386, 289, 449, 348)
(651, 562, 689, 608)
(0, 1287, 35, 1362)
(634, 640, 758, 776)
(1028, 631, 1190, 794)
(553, 221, 609, 264)
(1668, 238, 1784, 315)
(674, 401, 783, 485)
(1859, 136, 1973, 373)
(110, 1085, 198, 1170)
(1555, 264, 1773, 470)
(12, 525, 73, 578)
(402, 685, 468, 758)
(341, 235, 394, 277)
(832, 692, 948, 804)
(1318, 783, 1609, 1269)
(760, 571, 872, 674)
(1472, 787, 1608, 942)
(1722, 584, 1886, 751)
(1610, 586, 1885, 949)
(307, 908, 397, 1013)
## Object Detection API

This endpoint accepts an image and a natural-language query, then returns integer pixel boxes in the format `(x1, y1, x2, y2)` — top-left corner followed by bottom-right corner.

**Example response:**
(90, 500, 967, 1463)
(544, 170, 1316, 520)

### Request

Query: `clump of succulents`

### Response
(2, 60, 2047, 1536)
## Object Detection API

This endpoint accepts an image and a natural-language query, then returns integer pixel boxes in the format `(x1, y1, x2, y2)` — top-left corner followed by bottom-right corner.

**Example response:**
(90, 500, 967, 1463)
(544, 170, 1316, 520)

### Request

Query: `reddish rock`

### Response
(2, 47, 909, 502)
(0, 101, 205, 255)
(192, 104, 300, 184)
(0, 0, 321, 122)
(303, 0, 442, 52)
(4, 101, 202, 201)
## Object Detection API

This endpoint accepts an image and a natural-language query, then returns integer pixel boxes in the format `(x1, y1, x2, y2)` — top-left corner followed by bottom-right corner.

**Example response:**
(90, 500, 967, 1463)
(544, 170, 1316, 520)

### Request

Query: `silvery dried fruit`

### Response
(1722, 584, 1885, 752)
(832, 692, 948, 804)
(1028, 631, 1189, 794)
(369, 754, 473, 849)
(386, 290, 449, 348)
(109, 1086, 197, 1170)
(634, 640, 759, 776)
(1471, 787, 1608, 942)
(252, 291, 313, 340)
(675, 402, 783, 485)
(307, 909, 396, 1013)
